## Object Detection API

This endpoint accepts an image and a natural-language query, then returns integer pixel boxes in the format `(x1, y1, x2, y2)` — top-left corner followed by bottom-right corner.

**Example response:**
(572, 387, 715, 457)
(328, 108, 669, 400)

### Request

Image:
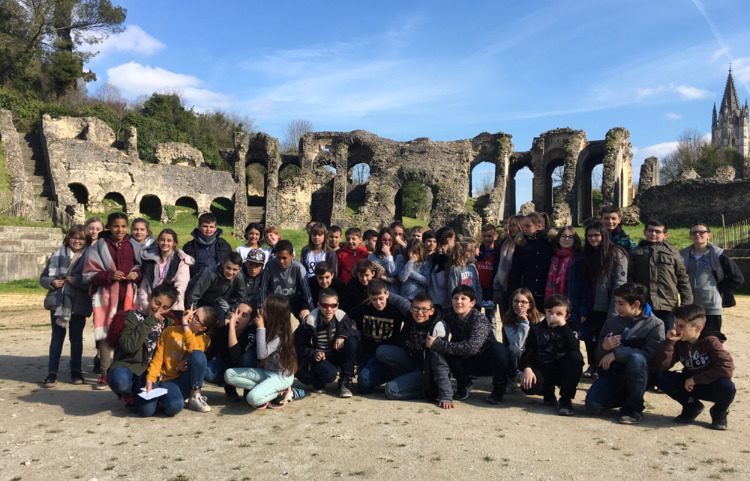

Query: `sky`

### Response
(83, 0, 750, 204)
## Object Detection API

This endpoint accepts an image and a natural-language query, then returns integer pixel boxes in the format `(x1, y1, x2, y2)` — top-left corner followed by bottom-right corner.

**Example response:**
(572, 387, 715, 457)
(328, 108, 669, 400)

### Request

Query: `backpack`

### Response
(106, 310, 144, 348)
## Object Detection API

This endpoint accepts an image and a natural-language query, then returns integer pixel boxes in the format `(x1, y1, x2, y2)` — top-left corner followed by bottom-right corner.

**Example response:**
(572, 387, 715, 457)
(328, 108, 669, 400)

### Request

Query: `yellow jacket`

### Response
(146, 326, 210, 383)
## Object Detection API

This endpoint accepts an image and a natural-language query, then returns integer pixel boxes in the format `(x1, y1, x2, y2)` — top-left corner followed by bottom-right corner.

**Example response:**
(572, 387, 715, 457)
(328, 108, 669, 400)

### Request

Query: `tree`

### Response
(660, 128, 743, 183)
(351, 163, 370, 184)
(282, 119, 313, 153)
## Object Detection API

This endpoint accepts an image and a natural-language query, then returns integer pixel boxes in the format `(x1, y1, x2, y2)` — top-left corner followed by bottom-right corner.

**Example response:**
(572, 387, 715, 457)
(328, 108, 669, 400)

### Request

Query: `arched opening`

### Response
(139, 195, 162, 221)
(545, 159, 565, 214)
(175, 196, 199, 222)
(102, 192, 127, 212)
(279, 164, 301, 184)
(395, 180, 433, 226)
(347, 162, 370, 215)
(507, 165, 534, 217)
(245, 162, 267, 207)
(471, 161, 496, 217)
(68, 183, 89, 206)
(210, 197, 234, 226)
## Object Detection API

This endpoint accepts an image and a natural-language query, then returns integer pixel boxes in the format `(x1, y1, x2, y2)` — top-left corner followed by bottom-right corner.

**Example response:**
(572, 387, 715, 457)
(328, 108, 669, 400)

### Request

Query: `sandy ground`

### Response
(0, 293, 748, 481)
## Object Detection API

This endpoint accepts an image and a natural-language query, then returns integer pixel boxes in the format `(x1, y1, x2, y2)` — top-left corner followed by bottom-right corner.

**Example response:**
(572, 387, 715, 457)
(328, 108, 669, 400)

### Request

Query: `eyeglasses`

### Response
(70, 237, 86, 242)
(411, 307, 433, 314)
(513, 299, 530, 305)
(319, 302, 338, 309)
(189, 317, 205, 327)
(690, 230, 709, 235)
(646, 228, 664, 234)
(560, 235, 576, 240)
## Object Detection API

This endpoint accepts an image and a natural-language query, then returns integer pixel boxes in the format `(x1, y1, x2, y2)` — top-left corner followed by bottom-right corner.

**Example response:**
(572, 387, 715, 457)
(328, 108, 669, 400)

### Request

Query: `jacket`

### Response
(430, 308, 493, 358)
(628, 240, 693, 311)
(568, 247, 628, 322)
(507, 232, 553, 302)
(146, 326, 210, 383)
(186, 264, 247, 311)
(595, 306, 665, 364)
(294, 308, 357, 361)
(679, 243, 744, 312)
(520, 320, 580, 369)
(654, 331, 734, 384)
(337, 245, 369, 284)
(136, 247, 194, 312)
(40, 245, 92, 317)
(110, 310, 169, 375)
(183, 228, 232, 277)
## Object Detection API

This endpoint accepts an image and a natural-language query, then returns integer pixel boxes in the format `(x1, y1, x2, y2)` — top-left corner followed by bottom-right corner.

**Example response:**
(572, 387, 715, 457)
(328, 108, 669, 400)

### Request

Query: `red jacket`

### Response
(337, 245, 369, 284)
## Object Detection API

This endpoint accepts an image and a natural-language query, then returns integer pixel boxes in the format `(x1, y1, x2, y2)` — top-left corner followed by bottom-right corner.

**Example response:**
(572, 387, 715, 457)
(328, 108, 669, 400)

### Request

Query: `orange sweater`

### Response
(146, 326, 210, 383)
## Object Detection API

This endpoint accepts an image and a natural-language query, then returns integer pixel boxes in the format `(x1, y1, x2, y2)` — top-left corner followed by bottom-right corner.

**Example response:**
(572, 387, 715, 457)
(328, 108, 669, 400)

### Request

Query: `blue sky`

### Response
(84, 0, 750, 204)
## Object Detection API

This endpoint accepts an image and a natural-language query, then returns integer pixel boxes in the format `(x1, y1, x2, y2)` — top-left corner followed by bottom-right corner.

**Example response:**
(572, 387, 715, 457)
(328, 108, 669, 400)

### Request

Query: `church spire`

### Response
(720, 66, 740, 113)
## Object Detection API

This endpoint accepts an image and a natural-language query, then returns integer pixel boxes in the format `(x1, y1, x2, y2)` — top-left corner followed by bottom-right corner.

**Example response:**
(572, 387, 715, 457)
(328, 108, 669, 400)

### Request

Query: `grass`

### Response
(0, 145, 9, 191)
(0, 215, 55, 228)
(0, 279, 44, 294)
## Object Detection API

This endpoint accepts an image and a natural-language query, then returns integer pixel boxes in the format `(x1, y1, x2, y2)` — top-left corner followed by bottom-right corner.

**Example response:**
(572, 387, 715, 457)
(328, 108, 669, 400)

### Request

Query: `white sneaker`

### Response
(187, 393, 211, 413)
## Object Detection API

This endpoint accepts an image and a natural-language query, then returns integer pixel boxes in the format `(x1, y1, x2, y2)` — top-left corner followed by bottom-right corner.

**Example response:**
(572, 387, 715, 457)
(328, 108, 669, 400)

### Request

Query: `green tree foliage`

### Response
(400, 181, 431, 219)
(660, 128, 744, 183)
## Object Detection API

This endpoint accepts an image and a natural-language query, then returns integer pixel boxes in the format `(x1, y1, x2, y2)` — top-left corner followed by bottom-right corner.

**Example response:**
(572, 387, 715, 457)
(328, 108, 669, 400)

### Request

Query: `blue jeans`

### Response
(297, 336, 359, 389)
(585, 352, 649, 414)
(140, 350, 208, 417)
(48, 313, 86, 374)
(108, 366, 145, 395)
(224, 367, 294, 407)
(377, 345, 422, 400)
(656, 371, 736, 415)
(357, 354, 393, 394)
(205, 350, 258, 385)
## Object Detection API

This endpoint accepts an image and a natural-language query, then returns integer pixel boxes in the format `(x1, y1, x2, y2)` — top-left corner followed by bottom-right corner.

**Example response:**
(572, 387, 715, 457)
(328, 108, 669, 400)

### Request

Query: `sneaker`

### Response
(92, 355, 101, 375)
(674, 401, 704, 424)
(93, 374, 108, 390)
(312, 385, 326, 394)
(618, 411, 643, 425)
(582, 366, 598, 379)
(505, 382, 517, 394)
(710, 406, 728, 431)
(270, 388, 293, 408)
(338, 382, 353, 398)
(70, 372, 84, 385)
(486, 386, 505, 404)
(455, 381, 474, 401)
(43, 373, 58, 388)
(558, 399, 574, 416)
(187, 393, 212, 413)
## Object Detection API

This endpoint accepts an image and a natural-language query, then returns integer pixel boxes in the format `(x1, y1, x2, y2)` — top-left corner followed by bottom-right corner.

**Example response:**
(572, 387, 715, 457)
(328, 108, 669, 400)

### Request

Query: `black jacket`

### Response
(520, 320, 580, 369)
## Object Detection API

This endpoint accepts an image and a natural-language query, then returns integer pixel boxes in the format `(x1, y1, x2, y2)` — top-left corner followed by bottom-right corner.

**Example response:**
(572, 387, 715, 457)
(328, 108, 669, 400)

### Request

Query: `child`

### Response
(600, 205, 636, 251)
(224, 295, 301, 408)
(544, 226, 580, 300)
(341, 259, 380, 313)
(295, 289, 358, 397)
(398, 238, 430, 300)
(41, 225, 92, 387)
(502, 288, 542, 383)
(186, 252, 247, 321)
(409, 226, 425, 241)
(241, 248, 266, 309)
(236, 223, 265, 265)
(301, 222, 338, 279)
(507, 212, 553, 309)
(137, 229, 193, 321)
(183, 212, 232, 277)
(377, 293, 452, 408)
(362, 229, 378, 253)
(389, 221, 408, 256)
(519, 295, 584, 416)
(368, 227, 403, 294)
(348, 279, 411, 393)
(84, 216, 104, 242)
(108, 284, 178, 411)
(143, 305, 218, 416)
(337, 227, 369, 284)
(679, 223, 744, 335)
(422, 230, 437, 258)
(263, 225, 282, 260)
(308, 262, 346, 304)
(629, 219, 693, 331)
(476, 224, 499, 307)
(585, 283, 666, 424)
(260, 240, 313, 321)
(328, 225, 343, 252)
(130, 218, 154, 249)
(84, 212, 143, 389)
(654, 304, 735, 430)
(427, 286, 510, 404)
(492, 215, 521, 317)
(428, 230, 469, 310)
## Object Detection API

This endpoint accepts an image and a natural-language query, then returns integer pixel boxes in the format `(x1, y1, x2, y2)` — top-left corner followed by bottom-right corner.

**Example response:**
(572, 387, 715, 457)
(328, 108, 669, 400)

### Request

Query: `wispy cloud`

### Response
(83, 25, 164, 61)
(665, 112, 682, 120)
(106, 62, 230, 112)
(637, 83, 712, 100)
(633, 141, 679, 162)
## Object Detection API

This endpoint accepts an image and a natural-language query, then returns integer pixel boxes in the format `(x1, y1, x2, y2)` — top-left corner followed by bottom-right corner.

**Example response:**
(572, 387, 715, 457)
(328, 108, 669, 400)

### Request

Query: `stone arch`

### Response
(310, 157, 337, 225)
(245, 161, 267, 206)
(541, 151, 567, 215)
(68, 183, 89, 206)
(210, 196, 234, 225)
(138, 194, 162, 221)
(103, 192, 127, 212)
(576, 146, 606, 223)
(175, 196, 199, 220)
(347, 162, 370, 211)
(278, 163, 301, 185)
(394, 177, 434, 224)
(506, 156, 534, 218)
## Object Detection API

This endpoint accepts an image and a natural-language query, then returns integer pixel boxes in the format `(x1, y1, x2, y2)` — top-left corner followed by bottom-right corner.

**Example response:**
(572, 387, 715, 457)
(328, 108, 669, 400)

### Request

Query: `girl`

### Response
(502, 288, 542, 384)
(84, 216, 104, 242)
(368, 227, 403, 294)
(263, 225, 282, 260)
(236, 223, 265, 264)
(143, 305, 218, 416)
(428, 229, 468, 310)
(224, 295, 299, 409)
(109, 283, 178, 411)
(137, 229, 194, 321)
(41, 225, 92, 387)
(130, 218, 154, 248)
(507, 212, 553, 309)
(492, 215, 521, 318)
(398, 238, 430, 300)
(569, 221, 627, 377)
(544, 226, 581, 300)
(300, 222, 338, 278)
(83, 212, 143, 390)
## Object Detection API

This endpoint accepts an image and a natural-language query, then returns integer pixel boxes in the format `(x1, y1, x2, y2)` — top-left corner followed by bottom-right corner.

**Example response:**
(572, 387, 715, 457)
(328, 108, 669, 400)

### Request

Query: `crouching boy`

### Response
(654, 304, 735, 430)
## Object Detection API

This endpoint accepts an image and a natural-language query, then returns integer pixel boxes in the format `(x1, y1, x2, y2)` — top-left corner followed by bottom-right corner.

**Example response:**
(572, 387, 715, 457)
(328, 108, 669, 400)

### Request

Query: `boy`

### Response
(186, 252, 247, 320)
(376, 293, 452, 408)
(629, 219, 693, 331)
(585, 283, 665, 424)
(328, 225, 342, 252)
(363, 229, 378, 253)
(337, 227, 370, 284)
(183, 212, 232, 277)
(294, 289, 358, 397)
(341, 259, 380, 313)
(519, 295, 583, 416)
(348, 279, 411, 393)
(679, 223, 744, 335)
(654, 304, 735, 430)
(241, 248, 265, 309)
(308, 262, 346, 304)
(409, 226, 424, 241)
(422, 230, 438, 258)
(259, 240, 313, 321)
(600, 205, 636, 251)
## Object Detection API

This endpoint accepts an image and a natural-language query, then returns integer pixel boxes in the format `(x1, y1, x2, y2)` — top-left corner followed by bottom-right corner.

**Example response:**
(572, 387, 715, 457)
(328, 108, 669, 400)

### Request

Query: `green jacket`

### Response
(109, 311, 167, 376)
(628, 241, 693, 311)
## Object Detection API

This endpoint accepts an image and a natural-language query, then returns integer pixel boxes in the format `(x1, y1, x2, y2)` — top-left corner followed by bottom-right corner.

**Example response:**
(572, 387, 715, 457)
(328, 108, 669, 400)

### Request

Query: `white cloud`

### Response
(637, 83, 712, 100)
(106, 62, 230, 112)
(84, 25, 164, 60)
(674, 84, 712, 100)
(665, 112, 682, 120)
(633, 141, 679, 162)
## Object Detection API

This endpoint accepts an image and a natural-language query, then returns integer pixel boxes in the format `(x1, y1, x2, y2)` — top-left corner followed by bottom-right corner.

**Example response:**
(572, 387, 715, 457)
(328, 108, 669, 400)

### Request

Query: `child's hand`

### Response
(381, 243, 391, 256)
(177, 359, 188, 372)
(333, 338, 345, 351)
(113, 271, 125, 281)
(256, 309, 265, 329)
(684, 376, 696, 392)
(599, 352, 616, 371)
(299, 309, 310, 321)
(314, 351, 326, 362)
(602, 333, 621, 351)
(666, 328, 681, 342)
(184, 304, 197, 323)
(51, 279, 65, 288)
(226, 308, 240, 327)
(437, 399, 454, 409)
(409, 253, 419, 263)
(425, 334, 436, 348)
(145, 380, 153, 392)
(520, 368, 536, 390)
(125, 271, 138, 281)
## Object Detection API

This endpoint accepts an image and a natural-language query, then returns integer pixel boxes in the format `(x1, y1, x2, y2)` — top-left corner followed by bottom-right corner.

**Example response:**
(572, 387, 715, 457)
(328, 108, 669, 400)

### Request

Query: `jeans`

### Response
(297, 337, 358, 389)
(225, 367, 294, 407)
(205, 350, 258, 385)
(357, 352, 394, 394)
(585, 352, 649, 414)
(656, 371, 736, 415)
(140, 350, 208, 417)
(48, 313, 86, 374)
(521, 351, 584, 401)
(108, 366, 145, 395)
(376, 345, 423, 400)
(446, 338, 510, 391)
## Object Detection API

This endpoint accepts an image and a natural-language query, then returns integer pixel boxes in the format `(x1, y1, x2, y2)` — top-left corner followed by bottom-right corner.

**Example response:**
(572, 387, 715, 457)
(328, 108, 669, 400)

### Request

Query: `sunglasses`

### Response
(319, 302, 338, 309)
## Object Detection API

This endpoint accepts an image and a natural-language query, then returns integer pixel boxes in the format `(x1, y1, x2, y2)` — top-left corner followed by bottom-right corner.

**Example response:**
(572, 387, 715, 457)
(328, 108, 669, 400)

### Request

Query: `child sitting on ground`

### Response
(503, 288, 542, 384)
(654, 304, 735, 430)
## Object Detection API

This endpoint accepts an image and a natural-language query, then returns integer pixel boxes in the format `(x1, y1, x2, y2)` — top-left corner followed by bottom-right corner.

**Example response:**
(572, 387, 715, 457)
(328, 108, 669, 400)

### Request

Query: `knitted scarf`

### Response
(545, 247, 575, 300)
(45, 245, 82, 327)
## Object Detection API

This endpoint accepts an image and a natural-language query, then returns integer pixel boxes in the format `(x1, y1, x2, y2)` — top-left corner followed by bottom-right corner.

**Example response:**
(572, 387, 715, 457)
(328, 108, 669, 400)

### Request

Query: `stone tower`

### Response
(711, 67, 750, 159)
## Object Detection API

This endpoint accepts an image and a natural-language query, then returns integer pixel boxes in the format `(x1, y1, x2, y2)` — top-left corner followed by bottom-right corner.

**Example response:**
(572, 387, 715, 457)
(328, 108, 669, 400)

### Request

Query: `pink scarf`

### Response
(545, 247, 575, 300)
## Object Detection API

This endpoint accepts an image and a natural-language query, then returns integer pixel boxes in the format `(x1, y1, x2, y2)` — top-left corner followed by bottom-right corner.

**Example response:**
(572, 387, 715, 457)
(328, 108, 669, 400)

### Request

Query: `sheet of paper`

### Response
(137, 387, 168, 400)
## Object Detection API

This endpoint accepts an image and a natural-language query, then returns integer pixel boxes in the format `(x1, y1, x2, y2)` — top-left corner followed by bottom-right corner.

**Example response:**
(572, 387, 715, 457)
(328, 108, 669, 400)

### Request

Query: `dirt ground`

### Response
(0, 293, 747, 481)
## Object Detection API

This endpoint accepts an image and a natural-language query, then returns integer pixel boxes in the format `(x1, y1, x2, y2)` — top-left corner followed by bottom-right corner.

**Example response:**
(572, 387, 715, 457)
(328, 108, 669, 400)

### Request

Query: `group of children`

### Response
(39, 207, 742, 429)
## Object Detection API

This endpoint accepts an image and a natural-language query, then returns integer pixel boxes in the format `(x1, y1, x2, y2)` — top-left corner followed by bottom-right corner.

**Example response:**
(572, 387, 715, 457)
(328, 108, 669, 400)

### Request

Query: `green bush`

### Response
(164, 204, 176, 223)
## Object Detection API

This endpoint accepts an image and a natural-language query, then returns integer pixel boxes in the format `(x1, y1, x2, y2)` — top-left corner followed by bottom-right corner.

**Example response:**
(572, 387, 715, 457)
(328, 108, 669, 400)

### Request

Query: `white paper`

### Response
(138, 387, 168, 400)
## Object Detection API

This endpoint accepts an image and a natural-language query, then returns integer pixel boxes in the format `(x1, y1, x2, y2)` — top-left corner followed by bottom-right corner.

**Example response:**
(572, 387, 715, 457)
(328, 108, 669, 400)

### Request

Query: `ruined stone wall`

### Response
(0, 110, 34, 218)
(0, 226, 62, 282)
